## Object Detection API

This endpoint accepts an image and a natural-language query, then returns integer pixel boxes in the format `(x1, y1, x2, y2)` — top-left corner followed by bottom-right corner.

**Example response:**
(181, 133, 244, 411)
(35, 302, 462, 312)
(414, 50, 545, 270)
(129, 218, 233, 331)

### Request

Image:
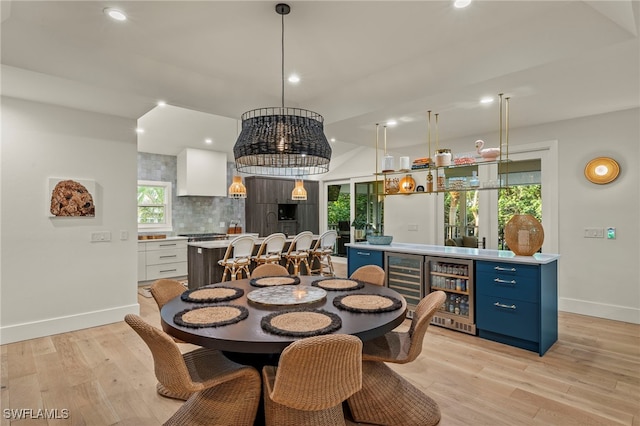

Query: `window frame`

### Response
(137, 180, 173, 232)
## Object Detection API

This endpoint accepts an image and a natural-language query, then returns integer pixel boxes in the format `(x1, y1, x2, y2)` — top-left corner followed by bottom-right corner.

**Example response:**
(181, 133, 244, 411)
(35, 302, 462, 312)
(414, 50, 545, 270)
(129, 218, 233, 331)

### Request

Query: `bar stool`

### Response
(283, 231, 314, 276)
(309, 230, 338, 277)
(218, 235, 256, 281)
(252, 232, 286, 266)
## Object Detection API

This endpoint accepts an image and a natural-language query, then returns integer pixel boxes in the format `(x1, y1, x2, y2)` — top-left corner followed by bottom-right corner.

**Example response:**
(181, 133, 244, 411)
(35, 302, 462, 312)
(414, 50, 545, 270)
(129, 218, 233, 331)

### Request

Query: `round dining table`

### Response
(160, 275, 408, 355)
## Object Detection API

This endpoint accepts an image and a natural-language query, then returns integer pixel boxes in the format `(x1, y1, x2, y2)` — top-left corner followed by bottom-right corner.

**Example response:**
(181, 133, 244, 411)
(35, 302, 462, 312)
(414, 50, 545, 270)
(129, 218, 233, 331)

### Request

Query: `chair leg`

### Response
(301, 257, 311, 275)
(221, 266, 230, 282)
(326, 255, 335, 277)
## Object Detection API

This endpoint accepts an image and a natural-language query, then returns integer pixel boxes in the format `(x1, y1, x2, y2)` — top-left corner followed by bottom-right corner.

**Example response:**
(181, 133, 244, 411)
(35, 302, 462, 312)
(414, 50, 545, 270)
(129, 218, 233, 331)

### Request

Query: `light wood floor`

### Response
(2, 263, 639, 425)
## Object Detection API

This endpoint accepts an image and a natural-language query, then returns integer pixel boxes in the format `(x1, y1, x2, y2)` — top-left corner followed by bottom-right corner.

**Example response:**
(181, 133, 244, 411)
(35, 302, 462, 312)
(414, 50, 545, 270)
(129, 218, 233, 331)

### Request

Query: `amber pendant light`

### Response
(291, 179, 307, 200)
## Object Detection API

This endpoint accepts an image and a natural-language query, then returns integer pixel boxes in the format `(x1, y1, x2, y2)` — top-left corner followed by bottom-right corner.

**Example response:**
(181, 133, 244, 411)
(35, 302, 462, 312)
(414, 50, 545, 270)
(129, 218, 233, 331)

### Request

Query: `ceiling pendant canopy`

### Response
(233, 3, 331, 176)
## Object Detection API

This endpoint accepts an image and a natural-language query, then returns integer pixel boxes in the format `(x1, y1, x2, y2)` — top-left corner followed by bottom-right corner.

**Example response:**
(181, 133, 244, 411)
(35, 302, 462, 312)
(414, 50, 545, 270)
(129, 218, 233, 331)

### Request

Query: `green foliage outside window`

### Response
(327, 193, 351, 226)
(138, 185, 167, 224)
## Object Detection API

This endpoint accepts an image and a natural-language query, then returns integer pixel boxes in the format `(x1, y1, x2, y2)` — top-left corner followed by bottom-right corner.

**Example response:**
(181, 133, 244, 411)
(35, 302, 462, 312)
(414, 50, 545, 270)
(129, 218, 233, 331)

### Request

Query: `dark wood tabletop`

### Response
(160, 275, 407, 354)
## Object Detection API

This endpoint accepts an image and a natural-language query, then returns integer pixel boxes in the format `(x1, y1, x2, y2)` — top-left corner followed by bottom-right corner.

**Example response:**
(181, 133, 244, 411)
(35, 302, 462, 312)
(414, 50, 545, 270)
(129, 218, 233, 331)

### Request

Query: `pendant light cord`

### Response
(281, 11, 285, 109)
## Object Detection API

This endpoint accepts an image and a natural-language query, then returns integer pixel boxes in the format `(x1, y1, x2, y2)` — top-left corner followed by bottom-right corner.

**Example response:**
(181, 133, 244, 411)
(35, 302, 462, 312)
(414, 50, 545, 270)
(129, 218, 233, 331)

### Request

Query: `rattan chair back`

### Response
(251, 263, 290, 278)
(405, 290, 447, 362)
(361, 290, 446, 364)
(253, 233, 286, 264)
(124, 314, 202, 394)
(149, 279, 185, 310)
(350, 264, 385, 286)
(286, 231, 314, 254)
(312, 230, 337, 252)
(266, 334, 362, 411)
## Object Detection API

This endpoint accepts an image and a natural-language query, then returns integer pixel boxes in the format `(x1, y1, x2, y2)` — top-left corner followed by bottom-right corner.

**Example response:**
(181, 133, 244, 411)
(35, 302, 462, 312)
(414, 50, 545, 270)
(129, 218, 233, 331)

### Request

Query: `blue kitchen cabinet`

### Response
(347, 247, 384, 276)
(475, 260, 558, 356)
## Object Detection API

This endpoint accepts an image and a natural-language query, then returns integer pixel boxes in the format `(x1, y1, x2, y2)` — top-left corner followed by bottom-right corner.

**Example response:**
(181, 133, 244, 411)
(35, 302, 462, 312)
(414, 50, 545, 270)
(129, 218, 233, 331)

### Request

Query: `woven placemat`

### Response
(174, 305, 248, 328)
(312, 278, 365, 291)
(261, 309, 342, 337)
(333, 293, 403, 313)
(250, 275, 301, 287)
(181, 286, 243, 303)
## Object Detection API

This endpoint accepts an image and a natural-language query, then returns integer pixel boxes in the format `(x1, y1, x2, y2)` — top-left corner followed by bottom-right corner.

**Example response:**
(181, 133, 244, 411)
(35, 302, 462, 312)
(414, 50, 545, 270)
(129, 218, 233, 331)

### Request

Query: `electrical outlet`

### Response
(408, 224, 418, 231)
(90, 231, 112, 242)
(583, 228, 604, 238)
(120, 230, 129, 240)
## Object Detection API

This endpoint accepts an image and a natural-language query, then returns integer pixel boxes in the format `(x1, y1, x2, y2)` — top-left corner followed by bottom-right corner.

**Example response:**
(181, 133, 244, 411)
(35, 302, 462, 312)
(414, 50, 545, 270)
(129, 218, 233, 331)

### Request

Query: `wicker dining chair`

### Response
(361, 290, 446, 363)
(124, 314, 261, 425)
(346, 291, 447, 426)
(251, 263, 290, 278)
(252, 232, 287, 266)
(149, 278, 185, 311)
(349, 264, 385, 286)
(309, 230, 338, 277)
(283, 231, 314, 275)
(218, 235, 256, 281)
(262, 334, 363, 426)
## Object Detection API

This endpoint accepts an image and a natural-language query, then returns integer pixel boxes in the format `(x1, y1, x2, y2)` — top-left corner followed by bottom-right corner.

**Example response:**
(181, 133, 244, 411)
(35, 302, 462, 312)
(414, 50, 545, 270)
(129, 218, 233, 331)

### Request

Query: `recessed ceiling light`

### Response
(453, 0, 472, 9)
(104, 8, 127, 21)
(386, 120, 397, 126)
(157, 100, 167, 107)
(330, 138, 336, 143)
(288, 74, 300, 83)
(205, 138, 213, 144)
(135, 128, 145, 134)
(480, 97, 494, 104)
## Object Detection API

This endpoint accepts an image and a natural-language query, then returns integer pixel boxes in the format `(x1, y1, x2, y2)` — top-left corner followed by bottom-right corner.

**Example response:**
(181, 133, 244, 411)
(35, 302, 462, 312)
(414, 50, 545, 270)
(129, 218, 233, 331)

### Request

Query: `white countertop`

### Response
(137, 236, 188, 243)
(346, 242, 559, 265)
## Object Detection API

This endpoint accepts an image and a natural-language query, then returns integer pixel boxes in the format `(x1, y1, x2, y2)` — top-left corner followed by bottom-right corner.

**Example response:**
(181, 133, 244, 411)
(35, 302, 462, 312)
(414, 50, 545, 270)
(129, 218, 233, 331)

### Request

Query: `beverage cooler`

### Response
(385, 253, 424, 317)
(425, 256, 476, 335)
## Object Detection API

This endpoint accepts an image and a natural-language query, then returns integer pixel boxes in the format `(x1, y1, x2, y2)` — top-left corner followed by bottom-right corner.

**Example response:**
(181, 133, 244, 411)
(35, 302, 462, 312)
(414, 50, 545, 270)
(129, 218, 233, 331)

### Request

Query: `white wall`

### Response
(1, 97, 140, 343)
(327, 108, 640, 324)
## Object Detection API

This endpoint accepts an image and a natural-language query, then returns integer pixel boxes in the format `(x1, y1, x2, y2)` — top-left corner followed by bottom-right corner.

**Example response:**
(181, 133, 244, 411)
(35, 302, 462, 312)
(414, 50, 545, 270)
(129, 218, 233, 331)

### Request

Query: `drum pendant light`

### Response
(233, 3, 331, 176)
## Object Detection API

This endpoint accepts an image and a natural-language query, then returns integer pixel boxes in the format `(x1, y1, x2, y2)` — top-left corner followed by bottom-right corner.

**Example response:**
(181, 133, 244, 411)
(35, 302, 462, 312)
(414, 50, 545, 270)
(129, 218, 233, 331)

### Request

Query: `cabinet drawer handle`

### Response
(494, 278, 516, 285)
(494, 266, 516, 272)
(494, 302, 517, 310)
(356, 252, 371, 256)
(159, 243, 178, 247)
(160, 255, 177, 259)
(160, 269, 178, 273)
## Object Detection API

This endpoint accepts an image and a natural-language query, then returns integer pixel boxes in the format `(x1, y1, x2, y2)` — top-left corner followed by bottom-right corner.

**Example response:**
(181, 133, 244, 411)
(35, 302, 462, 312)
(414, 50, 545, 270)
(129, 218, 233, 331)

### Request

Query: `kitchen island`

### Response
(187, 235, 318, 289)
(346, 241, 560, 356)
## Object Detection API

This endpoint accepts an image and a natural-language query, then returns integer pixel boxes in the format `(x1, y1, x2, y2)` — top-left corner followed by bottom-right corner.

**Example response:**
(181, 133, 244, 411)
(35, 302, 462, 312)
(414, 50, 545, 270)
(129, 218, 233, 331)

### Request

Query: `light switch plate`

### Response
(584, 228, 604, 238)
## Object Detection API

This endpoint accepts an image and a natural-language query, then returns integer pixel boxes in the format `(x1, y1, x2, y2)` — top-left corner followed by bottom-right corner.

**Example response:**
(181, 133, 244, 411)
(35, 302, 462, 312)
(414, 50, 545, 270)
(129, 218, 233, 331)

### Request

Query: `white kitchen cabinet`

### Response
(138, 238, 188, 282)
(177, 148, 227, 196)
(138, 243, 146, 281)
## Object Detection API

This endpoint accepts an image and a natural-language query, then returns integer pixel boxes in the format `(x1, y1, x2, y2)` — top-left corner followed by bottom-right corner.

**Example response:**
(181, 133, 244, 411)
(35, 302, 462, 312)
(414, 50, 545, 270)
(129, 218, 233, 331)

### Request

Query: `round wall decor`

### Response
(584, 157, 620, 184)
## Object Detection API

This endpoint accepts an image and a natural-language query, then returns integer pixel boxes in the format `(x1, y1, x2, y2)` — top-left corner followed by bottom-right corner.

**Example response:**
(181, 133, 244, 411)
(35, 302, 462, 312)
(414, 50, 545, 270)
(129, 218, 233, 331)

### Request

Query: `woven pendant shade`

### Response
(291, 179, 307, 200)
(234, 107, 331, 176)
(233, 4, 331, 176)
(228, 175, 247, 199)
(504, 214, 544, 256)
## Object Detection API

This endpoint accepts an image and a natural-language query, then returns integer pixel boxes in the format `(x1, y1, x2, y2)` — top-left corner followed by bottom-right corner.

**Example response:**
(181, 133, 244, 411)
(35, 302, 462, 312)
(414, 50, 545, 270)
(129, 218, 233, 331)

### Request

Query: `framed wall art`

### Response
(49, 178, 96, 217)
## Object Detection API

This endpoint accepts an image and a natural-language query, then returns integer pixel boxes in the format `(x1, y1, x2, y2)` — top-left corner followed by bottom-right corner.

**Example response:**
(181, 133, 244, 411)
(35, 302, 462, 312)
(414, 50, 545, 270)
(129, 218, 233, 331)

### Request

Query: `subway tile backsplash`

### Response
(138, 152, 245, 235)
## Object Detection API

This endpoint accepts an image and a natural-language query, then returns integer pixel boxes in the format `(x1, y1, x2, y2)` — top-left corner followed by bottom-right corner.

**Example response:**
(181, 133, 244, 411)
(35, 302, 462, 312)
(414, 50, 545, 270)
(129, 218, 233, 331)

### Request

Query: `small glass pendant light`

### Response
(291, 179, 307, 200)
(228, 174, 247, 199)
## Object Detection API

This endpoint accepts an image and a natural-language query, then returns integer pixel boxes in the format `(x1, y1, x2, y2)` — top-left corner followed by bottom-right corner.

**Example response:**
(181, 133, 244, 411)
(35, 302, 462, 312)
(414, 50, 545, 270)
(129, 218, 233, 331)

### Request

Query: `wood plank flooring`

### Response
(2, 263, 638, 425)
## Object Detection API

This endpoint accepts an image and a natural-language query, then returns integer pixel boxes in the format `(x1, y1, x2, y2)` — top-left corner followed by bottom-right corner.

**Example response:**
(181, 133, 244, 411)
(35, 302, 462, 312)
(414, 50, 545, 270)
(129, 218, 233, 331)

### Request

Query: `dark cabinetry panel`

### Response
(245, 177, 319, 237)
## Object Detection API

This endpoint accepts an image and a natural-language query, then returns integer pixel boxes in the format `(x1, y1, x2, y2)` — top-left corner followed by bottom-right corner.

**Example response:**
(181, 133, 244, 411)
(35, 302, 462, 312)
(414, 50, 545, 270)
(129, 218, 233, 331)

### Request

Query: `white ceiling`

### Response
(2, 1, 638, 161)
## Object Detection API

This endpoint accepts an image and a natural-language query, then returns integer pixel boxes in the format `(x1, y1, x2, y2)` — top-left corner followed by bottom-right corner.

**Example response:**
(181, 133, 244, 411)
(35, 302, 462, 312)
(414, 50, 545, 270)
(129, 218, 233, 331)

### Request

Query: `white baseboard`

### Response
(559, 297, 640, 324)
(0, 303, 140, 345)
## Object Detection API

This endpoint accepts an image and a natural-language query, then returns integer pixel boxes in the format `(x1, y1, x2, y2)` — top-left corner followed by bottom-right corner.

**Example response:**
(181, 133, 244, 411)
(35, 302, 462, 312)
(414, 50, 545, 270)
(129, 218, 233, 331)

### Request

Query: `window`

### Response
(137, 180, 172, 231)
